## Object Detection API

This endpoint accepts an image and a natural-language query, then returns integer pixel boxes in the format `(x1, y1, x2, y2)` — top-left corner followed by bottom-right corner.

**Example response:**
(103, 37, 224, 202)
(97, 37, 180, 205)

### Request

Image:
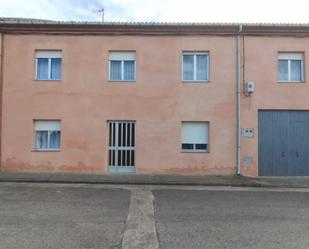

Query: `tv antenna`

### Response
(93, 8, 105, 22)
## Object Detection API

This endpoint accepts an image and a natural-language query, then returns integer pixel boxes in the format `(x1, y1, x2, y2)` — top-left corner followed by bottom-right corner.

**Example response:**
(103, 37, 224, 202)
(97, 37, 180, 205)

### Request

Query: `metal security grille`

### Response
(108, 121, 135, 173)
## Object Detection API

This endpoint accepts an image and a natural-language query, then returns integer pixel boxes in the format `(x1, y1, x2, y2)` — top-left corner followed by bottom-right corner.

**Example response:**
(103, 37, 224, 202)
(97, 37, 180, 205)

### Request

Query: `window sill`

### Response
(277, 81, 305, 83)
(34, 79, 62, 82)
(181, 150, 209, 153)
(32, 149, 61, 152)
(108, 80, 136, 83)
(182, 81, 210, 83)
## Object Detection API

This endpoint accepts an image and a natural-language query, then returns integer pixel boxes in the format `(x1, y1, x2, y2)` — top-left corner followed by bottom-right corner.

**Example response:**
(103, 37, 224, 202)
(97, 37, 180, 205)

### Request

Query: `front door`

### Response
(108, 121, 135, 173)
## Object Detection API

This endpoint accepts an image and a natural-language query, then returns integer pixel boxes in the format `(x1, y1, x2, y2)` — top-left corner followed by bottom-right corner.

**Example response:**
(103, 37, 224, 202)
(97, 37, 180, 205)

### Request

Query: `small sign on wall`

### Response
(243, 156, 253, 165)
(241, 128, 254, 137)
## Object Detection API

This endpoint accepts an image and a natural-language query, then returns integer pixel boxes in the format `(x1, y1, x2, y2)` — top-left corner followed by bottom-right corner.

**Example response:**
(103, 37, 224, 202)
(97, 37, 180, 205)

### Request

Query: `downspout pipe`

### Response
(236, 25, 242, 175)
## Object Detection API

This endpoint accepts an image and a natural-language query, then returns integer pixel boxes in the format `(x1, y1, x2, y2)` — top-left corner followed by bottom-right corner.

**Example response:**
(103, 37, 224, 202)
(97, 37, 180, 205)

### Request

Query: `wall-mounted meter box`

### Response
(241, 128, 254, 137)
(246, 81, 255, 93)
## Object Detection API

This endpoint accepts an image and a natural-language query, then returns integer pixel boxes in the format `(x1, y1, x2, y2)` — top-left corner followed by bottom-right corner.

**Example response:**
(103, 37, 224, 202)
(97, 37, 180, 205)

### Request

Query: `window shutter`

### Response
(36, 51, 62, 58)
(35, 121, 61, 131)
(278, 53, 303, 60)
(109, 52, 135, 60)
(181, 122, 208, 144)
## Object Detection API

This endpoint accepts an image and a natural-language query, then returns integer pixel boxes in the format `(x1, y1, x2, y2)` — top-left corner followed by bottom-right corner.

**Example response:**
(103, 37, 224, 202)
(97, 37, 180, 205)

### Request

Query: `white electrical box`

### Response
(241, 128, 254, 137)
(246, 81, 255, 93)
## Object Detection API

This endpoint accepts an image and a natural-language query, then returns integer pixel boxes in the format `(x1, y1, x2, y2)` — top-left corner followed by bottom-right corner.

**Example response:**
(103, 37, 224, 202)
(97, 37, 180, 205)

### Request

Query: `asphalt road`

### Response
(0, 184, 130, 249)
(153, 189, 309, 249)
(0, 183, 308, 249)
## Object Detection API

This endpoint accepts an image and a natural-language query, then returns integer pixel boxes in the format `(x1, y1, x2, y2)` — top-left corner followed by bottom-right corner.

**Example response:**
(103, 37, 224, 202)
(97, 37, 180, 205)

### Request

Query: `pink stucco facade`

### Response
(1, 22, 309, 176)
(240, 36, 309, 176)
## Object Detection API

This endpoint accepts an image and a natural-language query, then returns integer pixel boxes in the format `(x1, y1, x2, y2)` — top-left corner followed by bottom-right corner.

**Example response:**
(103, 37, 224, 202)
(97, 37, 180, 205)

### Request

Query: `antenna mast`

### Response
(93, 8, 105, 22)
(99, 8, 104, 22)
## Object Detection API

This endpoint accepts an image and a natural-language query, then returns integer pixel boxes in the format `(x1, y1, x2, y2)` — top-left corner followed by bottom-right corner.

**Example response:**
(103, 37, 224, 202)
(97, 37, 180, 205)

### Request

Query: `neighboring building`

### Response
(0, 18, 309, 176)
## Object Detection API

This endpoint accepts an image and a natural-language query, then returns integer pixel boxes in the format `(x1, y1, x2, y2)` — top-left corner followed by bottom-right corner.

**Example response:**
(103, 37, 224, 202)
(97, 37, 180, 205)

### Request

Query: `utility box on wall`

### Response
(246, 81, 255, 93)
(241, 128, 254, 137)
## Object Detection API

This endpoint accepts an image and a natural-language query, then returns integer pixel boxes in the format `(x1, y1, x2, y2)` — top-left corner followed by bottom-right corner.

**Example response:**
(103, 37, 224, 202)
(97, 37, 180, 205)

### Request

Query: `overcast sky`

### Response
(1, 0, 309, 23)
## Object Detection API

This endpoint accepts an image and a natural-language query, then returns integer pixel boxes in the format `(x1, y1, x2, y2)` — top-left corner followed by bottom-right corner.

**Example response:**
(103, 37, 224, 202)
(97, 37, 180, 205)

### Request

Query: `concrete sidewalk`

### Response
(0, 172, 309, 188)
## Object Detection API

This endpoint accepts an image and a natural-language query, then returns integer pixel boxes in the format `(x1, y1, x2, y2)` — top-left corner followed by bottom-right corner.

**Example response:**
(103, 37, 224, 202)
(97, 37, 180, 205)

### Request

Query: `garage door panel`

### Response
(259, 110, 309, 176)
(258, 111, 289, 176)
(290, 121, 309, 175)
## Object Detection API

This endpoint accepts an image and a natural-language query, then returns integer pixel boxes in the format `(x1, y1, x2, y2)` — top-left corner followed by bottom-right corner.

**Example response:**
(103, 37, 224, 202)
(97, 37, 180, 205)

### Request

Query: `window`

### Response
(182, 52, 209, 82)
(35, 51, 62, 80)
(34, 120, 61, 151)
(278, 53, 304, 82)
(181, 122, 209, 152)
(109, 52, 136, 81)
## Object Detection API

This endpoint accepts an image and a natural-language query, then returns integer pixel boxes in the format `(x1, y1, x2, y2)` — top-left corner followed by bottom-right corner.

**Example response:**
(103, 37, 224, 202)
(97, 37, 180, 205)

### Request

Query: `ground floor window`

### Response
(34, 120, 61, 151)
(181, 122, 209, 152)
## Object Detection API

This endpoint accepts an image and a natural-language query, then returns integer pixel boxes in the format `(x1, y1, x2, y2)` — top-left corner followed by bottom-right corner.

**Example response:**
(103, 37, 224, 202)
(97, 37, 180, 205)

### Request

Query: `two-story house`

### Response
(0, 18, 309, 176)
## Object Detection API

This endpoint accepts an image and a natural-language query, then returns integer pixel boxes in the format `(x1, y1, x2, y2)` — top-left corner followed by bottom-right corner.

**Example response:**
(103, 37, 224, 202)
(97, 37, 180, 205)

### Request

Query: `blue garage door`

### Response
(259, 110, 309, 176)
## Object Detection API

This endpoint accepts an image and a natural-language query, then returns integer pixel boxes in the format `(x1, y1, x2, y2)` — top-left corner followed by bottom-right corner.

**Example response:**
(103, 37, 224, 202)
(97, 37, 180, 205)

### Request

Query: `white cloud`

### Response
(1, 0, 309, 23)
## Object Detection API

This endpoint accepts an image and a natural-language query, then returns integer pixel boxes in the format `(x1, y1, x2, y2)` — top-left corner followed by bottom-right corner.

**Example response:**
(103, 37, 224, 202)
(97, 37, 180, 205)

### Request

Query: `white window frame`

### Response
(108, 52, 136, 82)
(35, 51, 62, 81)
(182, 52, 209, 82)
(278, 53, 304, 82)
(34, 120, 61, 151)
(181, 122, 209, 153)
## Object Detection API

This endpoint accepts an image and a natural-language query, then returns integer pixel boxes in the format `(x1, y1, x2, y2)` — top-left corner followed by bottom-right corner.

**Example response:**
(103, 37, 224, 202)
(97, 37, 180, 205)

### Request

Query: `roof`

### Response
(1, 17, 309, 36)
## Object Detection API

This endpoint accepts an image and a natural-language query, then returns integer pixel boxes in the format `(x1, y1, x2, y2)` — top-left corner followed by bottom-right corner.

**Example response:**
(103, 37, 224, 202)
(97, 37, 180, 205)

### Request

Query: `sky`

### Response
(1, 0, 309, 24)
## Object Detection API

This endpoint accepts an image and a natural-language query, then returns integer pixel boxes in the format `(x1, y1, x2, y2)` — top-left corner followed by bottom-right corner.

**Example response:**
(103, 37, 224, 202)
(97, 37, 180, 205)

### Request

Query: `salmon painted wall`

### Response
(240, 36, 309, 176)
(1, 34, 237, 174)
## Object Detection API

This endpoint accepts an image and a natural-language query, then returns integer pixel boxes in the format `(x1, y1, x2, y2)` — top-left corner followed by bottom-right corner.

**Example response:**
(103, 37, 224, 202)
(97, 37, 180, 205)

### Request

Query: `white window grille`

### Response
(108, 121, 135, 172)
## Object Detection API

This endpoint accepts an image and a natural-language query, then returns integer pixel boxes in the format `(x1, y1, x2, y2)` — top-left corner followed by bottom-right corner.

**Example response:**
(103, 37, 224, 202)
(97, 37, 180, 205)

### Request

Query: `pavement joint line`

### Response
(121, 189, 160, 249)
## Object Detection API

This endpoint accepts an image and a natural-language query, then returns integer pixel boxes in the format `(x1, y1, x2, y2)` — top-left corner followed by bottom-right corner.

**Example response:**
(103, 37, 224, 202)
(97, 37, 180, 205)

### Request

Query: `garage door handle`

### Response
(282, 152, 285, 157)
(296, 152, 299, 157)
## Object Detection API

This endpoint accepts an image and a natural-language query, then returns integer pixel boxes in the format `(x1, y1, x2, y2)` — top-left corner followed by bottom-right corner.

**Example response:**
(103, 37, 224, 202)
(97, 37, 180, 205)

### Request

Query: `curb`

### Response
(0, 173, 308, 188)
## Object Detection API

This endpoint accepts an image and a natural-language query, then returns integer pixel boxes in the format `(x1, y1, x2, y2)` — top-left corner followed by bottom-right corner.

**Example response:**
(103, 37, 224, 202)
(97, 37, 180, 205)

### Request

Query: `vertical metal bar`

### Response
(127, 123, 131, 147)
(132, 122, 135, 166)
(124, 123, 127, 166)
(111, 122, 114, 147)
(123, 122, 126, 147)
(118, 122, 122, 147)
(120, 122, 122, 166)
(114, 122, 118, 166)
(132, 123, 135, 147)
(109, 122, 111, 147)
(109, 122, 111, 166)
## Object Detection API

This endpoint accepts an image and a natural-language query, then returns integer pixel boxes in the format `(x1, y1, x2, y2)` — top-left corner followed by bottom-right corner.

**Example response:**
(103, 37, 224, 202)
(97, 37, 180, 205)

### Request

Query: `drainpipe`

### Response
(236, 25, 242, 175)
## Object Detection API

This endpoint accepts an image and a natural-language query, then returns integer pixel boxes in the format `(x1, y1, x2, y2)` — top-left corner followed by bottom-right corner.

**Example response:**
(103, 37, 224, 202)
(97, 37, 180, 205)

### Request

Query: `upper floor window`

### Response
(35, 51, 62, 80)
(182, 52, 209, 82)
(109, 52, 136, 81)
(278, 53, 304, 82)
(181, 122, 209, 152)
(34, 120, 61, 151)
